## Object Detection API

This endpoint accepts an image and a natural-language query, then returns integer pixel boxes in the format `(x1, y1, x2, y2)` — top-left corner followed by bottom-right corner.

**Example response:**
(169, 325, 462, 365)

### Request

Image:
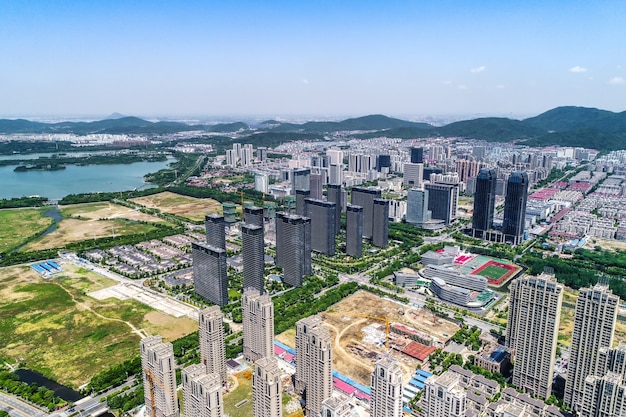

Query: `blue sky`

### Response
(0, 0, 625, 119)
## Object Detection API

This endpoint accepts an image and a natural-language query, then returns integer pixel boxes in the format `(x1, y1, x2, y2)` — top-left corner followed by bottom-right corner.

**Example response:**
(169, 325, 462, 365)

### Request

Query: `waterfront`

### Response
(0, 159, 173, 200)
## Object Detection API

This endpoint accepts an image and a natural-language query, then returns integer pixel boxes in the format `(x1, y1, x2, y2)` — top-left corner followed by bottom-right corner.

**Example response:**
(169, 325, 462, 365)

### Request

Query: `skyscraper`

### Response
(410, 147, 423, 164)
(326, 184, 343, 234)
(192, 241, 228, 306)
(205, 214, 226, 249)
(309, 173, 323, 200)
(506, 272, 563, 399)
(425, 183, 458, 225)
(275, 212, 311, 287)
(351, 187, 381, 239)
(295, 189, 311, 216)
(244, 206, 264, 227)
(564, 280, 620, 412)
(140, 336, 179, 417)
(321, 394, 352, 417)
(182, 364, 223, 417)
(502, 171, 529, 245)
(372, 198, 389, 248)
(346, 204, 363, 258)
(199, 306, 227, 386)
(406, 188, 431, 226)
(305, 198, 336, 255)
(252, 357, 282, 417)
(292, 168, 311, 192)
(370, 357, 403, 417)
(472, 168, 497, 239)
(241, 224, 265, 293)
(295, 315, 332, 417)
(581, 344, 626, 417)
(403, 162, 424, 187)
(242, 289, 274, 363)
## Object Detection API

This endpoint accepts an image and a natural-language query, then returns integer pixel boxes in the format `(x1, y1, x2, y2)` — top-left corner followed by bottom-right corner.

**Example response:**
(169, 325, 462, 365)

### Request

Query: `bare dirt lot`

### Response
(131, 191, 223, 221)
(61, 201, 168, 223)
(277, 291, 460, 385)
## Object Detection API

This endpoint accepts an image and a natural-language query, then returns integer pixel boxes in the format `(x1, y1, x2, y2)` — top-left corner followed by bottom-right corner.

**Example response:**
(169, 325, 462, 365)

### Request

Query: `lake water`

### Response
(0, 159, 173, 200)
(15, 369, 83, 402)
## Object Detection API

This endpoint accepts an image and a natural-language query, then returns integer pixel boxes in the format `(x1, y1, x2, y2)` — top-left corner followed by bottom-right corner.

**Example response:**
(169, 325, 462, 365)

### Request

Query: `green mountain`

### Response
(436, 118, 545, 141)
(522, 106, 626, 133)
(263, 114, 432, 133)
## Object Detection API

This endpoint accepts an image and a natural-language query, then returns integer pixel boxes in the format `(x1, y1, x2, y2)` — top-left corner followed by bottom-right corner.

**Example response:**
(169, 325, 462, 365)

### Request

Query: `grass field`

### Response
(61, 201, 168, 223)
(0, 208, 54, 253)
(476, 265, 511, 281)
(224, 374, 297, 417)
(0, 263, 196, 387)
(131, 191, 223, 222)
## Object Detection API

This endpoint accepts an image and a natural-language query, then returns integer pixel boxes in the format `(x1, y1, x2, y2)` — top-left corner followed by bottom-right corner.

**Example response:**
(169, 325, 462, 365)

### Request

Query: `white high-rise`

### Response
(252, 357, 282, 417)
(182, 364, 223, 417)
(242, 289, 274, 363)
(140, 336, 179, 417)
(370, 357, 403, 417)
(506, 272, 563, 399)
(199, 306, 227, 386)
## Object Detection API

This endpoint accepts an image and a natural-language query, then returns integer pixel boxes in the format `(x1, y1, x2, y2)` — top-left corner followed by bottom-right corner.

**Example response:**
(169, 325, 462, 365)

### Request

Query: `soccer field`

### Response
(476, 265, 511, 280)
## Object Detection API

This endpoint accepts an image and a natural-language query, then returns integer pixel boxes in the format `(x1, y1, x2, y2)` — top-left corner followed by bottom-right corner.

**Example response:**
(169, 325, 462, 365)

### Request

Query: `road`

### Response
(0, 392, 47, 417)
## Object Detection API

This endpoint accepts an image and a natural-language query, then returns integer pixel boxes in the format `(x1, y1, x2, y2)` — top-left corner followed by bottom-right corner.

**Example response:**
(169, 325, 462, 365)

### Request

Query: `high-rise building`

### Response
(321, 394, 352, 417)
(403, 162, 424, 187)
(140, 336, 179, 417)
(199, 306, 227, 386)
(257, 147, 267, 162)
(329, 164, 343, 185)
(205, 214, 226, 249)
(370, 357, 403, 417)
(254, 173, 269, 194)
(327, 148, 344, 166)
(305, 198, 336, 255)
(506, 272, 563, 399)
(309, 173, 323, 200)
(406, 188, 431, 226)
(372, 198, 389, 248)
(192, 241, 228, 306)
(411, 147, 423, 164)
(241, 224, 265, 293)
(182, 364, 223, 417)
(564, 280, 620, 412)
(581, 344, 626, 417)
(295, 189, 310, 216)
(425, 183, 458, 225)
(472, 168, 497, 239)
(292, 168, 311, 192)
(346, 204, 363, 258)
(326, 184, 343, 234)
(275, 212, 311, 287)
(295, 315, 332, 417)
(351, 187, 381, 239)
(242, 289, 274, 363)
(502, 171, 529, 245)
(377, 155, 391, 172)
(422, 372, 467, 417)
(252, 357, 282, 417)
(244, 206, 264, 227)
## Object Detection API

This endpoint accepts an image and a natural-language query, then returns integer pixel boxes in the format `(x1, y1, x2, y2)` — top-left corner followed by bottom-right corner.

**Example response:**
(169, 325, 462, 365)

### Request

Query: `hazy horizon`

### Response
(2, 1, 625, 118)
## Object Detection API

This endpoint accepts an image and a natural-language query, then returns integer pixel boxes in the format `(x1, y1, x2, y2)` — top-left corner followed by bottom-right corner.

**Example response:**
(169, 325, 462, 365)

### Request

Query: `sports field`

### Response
(469, 259, 521, 286)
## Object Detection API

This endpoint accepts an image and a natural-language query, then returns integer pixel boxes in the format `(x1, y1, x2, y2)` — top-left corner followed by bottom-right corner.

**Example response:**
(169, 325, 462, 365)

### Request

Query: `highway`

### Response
(0, 392, 47, 417)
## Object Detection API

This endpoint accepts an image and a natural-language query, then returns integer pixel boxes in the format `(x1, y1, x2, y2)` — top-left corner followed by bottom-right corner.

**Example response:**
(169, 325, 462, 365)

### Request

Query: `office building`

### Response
(372, 198, 389, 248)
(506, 272, 563, 399)
(257, 147, 267, 162)
(503, 172, 529, 245)
(456, 159, 482, 183)
(411, 147, 423, 164)
(221, 202, 237, 223)
(305, 198, 336, 255)
(241, 224, 265, 293)
(244, 206, 264, 227)
(351, 187, 381, 238)
(329, 163, 343, 185)
(205, 214, 226, 249)
(140, 336, 179, 417)
(199, 306, 227, 386)
(292, 168, 311, 192)
(377, 154, 391, 172)
(254, 173, 269, 194)
(242, 289, 274, 363)
(182, 364, 223, 417)
(326, 184, 343, 234)
(295, 315, 332, 417)
(581, 344, 626, 417)
(192, 241, 228, 306)
(564, 280, 620, 412)
(295, 189, 310, 216)
(406, 188, 431, 226)
(403, 162, 424, 187)
(327, 148, 343, 165)
(252, 357, 282, 417)
(310, 173, 323, 200)
(321, 394, 352, 417)
(370, 357, 403, 417)
(472, 168, 497, 239)
(425, 183, 458, 225)
(275, 212, 311, 287)
(346, 204, 363, 258)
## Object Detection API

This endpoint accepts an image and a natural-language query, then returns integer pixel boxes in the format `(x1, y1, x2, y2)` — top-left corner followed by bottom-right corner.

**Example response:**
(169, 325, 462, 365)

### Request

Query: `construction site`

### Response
(282, 290, 460, 386)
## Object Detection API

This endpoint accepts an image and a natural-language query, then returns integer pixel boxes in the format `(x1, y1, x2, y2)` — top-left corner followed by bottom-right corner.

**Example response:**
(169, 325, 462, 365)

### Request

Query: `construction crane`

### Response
(144, 368, 173, 417)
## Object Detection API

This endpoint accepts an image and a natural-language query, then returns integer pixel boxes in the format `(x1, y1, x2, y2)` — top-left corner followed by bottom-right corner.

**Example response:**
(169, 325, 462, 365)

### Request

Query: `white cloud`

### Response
(496, 84, 505, 89)
(470, 66, 486, 73)
(609, 76, 625, 85)
(457, 84, 468, 90)
(441, 80, 453, 85)
(570, 66, 587, 73)
(301, 79, 310, 84)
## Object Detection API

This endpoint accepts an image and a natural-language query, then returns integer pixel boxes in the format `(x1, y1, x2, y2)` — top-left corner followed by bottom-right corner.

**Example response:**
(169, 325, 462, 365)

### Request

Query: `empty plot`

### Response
(131, 191, 222, 221)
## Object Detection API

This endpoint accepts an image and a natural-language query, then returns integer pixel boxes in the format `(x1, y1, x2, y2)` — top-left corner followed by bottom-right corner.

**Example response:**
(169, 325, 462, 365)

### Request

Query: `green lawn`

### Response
(476, 265, 510, 280)
(224, 376, 253, 417)
(0, 208, 53, 253)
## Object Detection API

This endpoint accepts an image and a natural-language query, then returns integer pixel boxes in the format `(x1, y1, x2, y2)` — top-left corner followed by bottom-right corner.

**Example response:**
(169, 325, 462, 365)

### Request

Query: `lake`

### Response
(0, 159, 173, 200)
(15, 369, 83, 402)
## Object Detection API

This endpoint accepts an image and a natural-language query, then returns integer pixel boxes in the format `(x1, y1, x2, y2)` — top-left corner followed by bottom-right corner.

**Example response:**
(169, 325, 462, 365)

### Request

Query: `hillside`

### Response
(522, 106, 626, 133)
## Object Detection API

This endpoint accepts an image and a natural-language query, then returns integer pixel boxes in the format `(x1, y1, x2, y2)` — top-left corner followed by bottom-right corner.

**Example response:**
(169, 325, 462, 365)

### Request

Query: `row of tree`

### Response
(0, 371, 66, 411)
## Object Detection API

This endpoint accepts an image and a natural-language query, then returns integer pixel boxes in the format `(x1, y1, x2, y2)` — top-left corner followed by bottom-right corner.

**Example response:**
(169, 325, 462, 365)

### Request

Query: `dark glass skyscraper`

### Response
(275, 212, 311, 287)
(351, 187, 381, 239)
(326, 184, 342, 234)
(305, 198, 336, 256)
(192, 241, 228, 306)
(502, 171, 529, 245)
(425, 183, 458, 225)
(411, 147, 424, 164)
(372, 198, 389, 248)
(472, 168, 497, 239)
(243, 206, 264, 227)
(295, 189, 310, 216)
(205, 214, 226, 249)
(241, 223, 265, 293)
(346, 204, 363, 258)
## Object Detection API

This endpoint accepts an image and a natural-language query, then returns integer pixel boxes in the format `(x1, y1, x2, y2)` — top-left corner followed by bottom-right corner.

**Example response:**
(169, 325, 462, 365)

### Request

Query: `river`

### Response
(14, 369, 83, 402)
(0, 159, 173, 200)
